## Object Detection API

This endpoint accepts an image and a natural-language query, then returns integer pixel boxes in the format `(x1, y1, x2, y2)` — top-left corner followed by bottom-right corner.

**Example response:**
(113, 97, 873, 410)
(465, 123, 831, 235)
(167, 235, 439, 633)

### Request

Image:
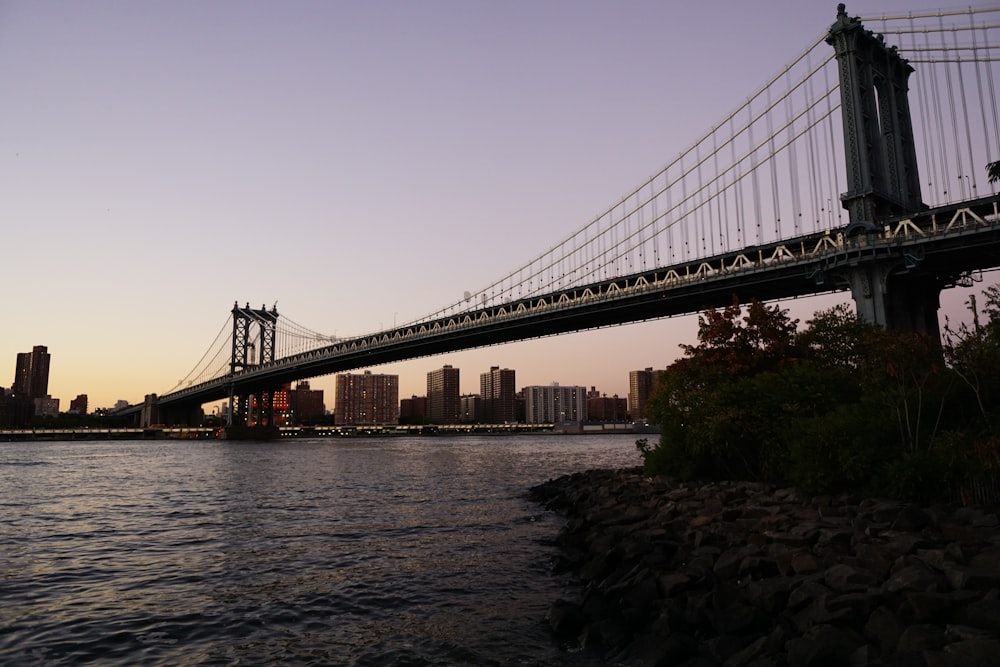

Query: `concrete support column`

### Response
(844, 262, 942, 341)
(141, 394, 159, 428)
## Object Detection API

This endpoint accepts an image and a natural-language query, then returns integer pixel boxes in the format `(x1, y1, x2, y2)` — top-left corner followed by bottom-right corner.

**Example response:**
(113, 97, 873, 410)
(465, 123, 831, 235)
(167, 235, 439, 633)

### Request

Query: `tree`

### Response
(639, 297, 976, 502)
(942, 284, 1000, 502)
(642, 299, 802, 482)
(988, 161, 1000, 184)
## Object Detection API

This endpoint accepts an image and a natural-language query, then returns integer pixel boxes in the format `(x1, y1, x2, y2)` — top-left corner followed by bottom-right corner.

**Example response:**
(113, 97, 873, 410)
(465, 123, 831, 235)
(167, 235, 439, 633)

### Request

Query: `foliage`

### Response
(988, 160, 1000, 184)
(638, 289, 1000, 502)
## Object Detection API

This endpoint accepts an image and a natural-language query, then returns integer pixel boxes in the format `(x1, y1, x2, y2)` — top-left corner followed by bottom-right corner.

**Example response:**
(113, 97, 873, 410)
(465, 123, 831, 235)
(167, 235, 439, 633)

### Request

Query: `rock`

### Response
(964, 597, 1000, 631)
(892, 506, 933, 531)
(785, 624, 861, 666)
(790, 551, 821, 575)
(943, 564, 1000, 591)
(613, 633, 697, 667)
(895, 623, 949, 651)
(901, 590, 981, 623)
(824, 563, 880, 592)
(884, 563, 945, 593)
(943, 638, 1000, 665)
(722, 635, 767, 667)
(547, 598, 586, 640)
(532, 469, 1000, 665)
(864, 605, 904, 649)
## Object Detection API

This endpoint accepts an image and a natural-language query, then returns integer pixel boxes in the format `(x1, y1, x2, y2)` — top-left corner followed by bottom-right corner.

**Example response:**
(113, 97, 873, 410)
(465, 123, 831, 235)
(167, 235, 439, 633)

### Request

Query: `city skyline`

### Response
(1, 0, 989, 410)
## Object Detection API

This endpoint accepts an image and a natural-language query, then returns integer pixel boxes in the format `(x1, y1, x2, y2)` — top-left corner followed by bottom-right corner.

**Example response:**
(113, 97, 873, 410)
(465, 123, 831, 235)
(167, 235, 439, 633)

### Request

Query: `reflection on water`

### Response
(0, 435, 638, 665)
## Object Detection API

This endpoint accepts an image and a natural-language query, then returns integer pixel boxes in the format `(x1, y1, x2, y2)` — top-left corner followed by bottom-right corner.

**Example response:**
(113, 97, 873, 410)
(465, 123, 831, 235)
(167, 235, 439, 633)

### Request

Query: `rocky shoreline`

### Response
(529, 468, 1000, 666)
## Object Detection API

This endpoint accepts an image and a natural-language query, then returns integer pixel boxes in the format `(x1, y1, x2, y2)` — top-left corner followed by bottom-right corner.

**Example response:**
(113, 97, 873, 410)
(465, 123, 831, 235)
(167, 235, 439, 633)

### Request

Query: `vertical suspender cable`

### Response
(766, 85, 782, 241)
(824, 62, 842, 228)
(798, 60, 820, 233)
(713, 128, 725, 252)
(786, 69, 801, 238)
(982, 15, 1000, 177)
(953, 20, 978, 197)
(732, 114, 745, 248)
(940, 15, 966, 199)
(927, 25, 950, 199)
(747, 99, 764, 243)
(910, 14, 937, 199)
(700, 135, 709, 255)
(969, 10, 997, 192)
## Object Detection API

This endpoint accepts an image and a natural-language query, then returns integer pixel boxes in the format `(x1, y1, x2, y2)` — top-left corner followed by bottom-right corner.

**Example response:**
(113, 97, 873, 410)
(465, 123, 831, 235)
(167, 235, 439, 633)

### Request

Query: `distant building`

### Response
(523, 383, 587, 424)
(334, 371, 399, 425)
(0, 389, 33, 428)
(426, 365, 460, 424)
(294, 381, 325, 422)
(629, 367, 666, 420)
(587, 387, 628, 422)
(34, 395, 59, 417)
(12, 345, 50, 400)
(480, 366, 517, 424)
(69, 394, 89, 415)
(399, 395, 427, 423)
(459, 394, 481, 423)
(272, 384, 293, 425)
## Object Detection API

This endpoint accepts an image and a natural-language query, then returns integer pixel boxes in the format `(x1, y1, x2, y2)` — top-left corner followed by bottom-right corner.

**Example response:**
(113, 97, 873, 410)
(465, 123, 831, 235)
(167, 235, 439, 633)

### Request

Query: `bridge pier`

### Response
(842, 262, 942, 339)
(138, 394, 204, 427)
(827, 5, 942, 340)
(141, 394, 159, 428)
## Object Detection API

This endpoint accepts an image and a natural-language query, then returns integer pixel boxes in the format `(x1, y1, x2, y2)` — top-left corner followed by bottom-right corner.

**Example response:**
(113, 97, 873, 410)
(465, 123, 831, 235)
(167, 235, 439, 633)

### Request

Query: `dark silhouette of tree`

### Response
(638, 292, 1000, 502)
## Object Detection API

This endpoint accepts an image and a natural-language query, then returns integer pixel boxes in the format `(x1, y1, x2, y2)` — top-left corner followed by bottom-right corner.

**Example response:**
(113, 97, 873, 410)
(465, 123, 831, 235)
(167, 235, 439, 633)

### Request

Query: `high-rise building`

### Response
(399, 395, 427, 423)
(294, 381, 325, 422)
(523, 383, 587, 424)
(34, 396, 59, 417)
(459, 394, 481, 423)
(426, 365, 460, 424)
(480, 366, 516, 424)
(0, 388, 33, 428)
(587, 387, 628, 422)
(12, 345, 50, 400)
(269, 383, 293, 424)
(334, 371, 399, 425)
(69, 394, 89, 415)
(629, 367, 665, 420)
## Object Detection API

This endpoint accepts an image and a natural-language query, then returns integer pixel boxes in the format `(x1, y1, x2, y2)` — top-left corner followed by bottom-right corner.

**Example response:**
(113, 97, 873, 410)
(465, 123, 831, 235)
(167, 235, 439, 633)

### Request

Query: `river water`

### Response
(0, 434, 639, 666)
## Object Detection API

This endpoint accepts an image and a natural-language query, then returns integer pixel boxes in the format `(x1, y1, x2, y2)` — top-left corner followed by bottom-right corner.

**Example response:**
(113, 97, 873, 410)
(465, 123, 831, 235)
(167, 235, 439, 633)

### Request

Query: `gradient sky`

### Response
(1, 1, 992, 411)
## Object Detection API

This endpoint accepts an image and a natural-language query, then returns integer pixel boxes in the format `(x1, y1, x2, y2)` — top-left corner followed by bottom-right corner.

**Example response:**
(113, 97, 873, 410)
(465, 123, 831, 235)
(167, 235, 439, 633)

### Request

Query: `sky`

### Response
(1, 0, 994, 411)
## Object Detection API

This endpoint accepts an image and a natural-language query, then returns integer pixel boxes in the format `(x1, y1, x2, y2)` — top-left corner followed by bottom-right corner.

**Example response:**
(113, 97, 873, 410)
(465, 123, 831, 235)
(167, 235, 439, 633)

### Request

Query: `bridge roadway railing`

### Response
(157, 196, 999, 407)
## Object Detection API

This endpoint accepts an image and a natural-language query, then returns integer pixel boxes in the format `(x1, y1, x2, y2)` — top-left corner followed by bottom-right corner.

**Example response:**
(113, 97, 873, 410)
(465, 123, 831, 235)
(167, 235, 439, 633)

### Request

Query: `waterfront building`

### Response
(480, 366, 517, 424)
(34, 395, 59, 417)
(586, 387, 628, 422)
(334, 371, 399, 425)
(399, 395, 427, 424)
(523, 383, 587, 424)
(69, 394, 89, 415)
(294, 381, 325, 422)
(629, 367, 665, 420)
(426, 365, 460, 424)
(0, 389, 33, 428)
(272, 384, 292, 425)
(12, 345, 50, 400)
(459, 394, 481, 423)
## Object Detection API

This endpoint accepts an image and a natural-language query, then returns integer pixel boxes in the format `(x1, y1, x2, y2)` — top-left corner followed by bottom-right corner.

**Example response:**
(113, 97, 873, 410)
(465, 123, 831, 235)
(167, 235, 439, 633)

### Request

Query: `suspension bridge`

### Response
(128, 5, 1000, 430)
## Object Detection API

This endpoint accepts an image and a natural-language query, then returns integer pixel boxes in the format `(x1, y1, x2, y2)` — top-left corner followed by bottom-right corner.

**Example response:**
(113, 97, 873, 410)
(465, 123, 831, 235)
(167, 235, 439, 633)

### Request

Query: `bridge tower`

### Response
(827, 4, 939, 335)
(228, 302, 279, 427)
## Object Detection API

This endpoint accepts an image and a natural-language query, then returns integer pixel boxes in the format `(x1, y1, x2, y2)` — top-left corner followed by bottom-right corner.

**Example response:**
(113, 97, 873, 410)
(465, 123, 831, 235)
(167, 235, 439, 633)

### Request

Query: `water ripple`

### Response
(0, 435, 637, 665)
